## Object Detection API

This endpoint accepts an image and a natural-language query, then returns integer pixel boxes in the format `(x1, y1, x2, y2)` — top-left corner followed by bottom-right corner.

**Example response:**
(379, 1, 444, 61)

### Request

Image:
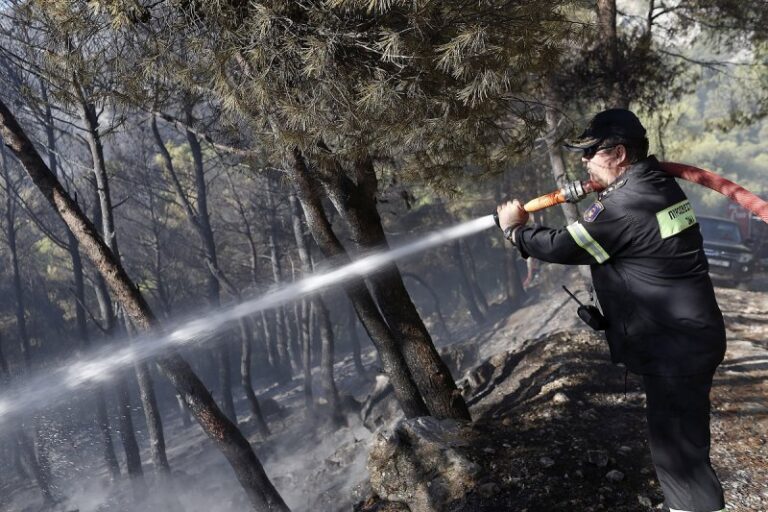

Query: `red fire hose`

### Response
(522, 162, 768, 224)
(659, 162, 768, 223)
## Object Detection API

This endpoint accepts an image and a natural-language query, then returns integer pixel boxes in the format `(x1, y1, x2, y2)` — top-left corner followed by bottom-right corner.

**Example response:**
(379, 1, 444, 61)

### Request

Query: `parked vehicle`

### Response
(698, 215, 755, 286)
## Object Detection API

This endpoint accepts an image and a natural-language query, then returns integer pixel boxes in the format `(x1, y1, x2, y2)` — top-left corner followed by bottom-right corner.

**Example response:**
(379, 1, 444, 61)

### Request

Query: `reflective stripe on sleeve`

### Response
(566, 223, 610, 263)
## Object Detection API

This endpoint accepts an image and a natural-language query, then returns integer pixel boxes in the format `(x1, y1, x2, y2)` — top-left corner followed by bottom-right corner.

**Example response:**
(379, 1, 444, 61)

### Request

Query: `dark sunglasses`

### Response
(583, 144, 618, 159)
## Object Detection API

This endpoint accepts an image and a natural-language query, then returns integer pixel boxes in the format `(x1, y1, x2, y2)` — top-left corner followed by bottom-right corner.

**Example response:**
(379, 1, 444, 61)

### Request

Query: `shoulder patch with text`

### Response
(656, 200, 697, 239)
(583, 201, 605, 223)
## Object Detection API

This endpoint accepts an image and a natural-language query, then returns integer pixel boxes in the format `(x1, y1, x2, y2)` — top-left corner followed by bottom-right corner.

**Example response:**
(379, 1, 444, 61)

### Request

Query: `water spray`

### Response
(0, 215, 497, 424)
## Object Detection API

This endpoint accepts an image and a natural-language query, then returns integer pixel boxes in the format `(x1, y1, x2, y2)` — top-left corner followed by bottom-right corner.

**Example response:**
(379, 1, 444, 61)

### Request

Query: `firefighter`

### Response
(496, 108, 726, 512)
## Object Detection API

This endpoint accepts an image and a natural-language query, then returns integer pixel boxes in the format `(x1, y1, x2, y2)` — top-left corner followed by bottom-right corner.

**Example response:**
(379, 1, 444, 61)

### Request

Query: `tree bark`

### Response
(460, 239, 489, 315)
(264, 176, 295, 381)
(203, 261, 272, 440)
(495, 178, 526, 305)
(450, 241, 486, 324)
(544, 85, 581, 224)
(0, 147, 57, 504)
(239, 318, 271, 438)
(183, 113, 237, 423)
(346, 301, 370, 380)
(401, 273, 453, 343)
(322, 156, 470, 420)
(288, 194, 315, 411)
(313, 298, 345, 426)
(0, 98, 290, 512)
(288, 194, 343, 424)
(42, 89, 122, 479)
(78, 88, 155, 486)
(89, 182, 145, 486)
(597, 0, 629, 109)
(286, 148, 428, 418)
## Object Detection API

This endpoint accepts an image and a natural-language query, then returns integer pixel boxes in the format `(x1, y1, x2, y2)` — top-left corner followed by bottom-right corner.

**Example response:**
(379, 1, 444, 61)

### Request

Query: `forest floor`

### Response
(413, 274, 768, 511)
(2, 267, 767, 512)
(353, 264, 768, 511)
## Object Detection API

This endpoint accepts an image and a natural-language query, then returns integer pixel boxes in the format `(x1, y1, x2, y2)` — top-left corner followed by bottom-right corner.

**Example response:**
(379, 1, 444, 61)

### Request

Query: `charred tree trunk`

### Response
(239, 318, 271, 438)
(0, 99, 290, 512)
(314, 298, 345, 426)
(460, 239, 489, 315)
(288, 194, 315, 411)
(494, 178, 526, 305)
(288, 194, 343, 424)
(544, 84, 580, 224)
(71, 230, 121, 479)
(299, 298, 312, 408)
(450, 241, 486, 324)
(264, 176, 295, 381)
(89, 184, 145, 485)
(41, 86, 122, 479)
(127, 328, 169, 475)
(77, 86, 161, 488)
(596, 0, 629, 109)
(323, 156, 469, 420)
(286, 149, 428, 418)
(204, 261, 271, 440)
(0, 147, 57, 504)
(184, 114, 237, 423)
(346, 302, 369, 380)
(401, 273, 453, 343)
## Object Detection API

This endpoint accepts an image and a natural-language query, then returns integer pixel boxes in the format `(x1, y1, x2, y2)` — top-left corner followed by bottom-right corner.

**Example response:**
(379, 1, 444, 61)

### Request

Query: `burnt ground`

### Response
(430, 272, 768, 511)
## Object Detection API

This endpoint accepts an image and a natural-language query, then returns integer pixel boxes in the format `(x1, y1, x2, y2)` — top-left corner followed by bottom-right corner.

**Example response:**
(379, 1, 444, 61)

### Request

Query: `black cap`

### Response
(564, 109, 647, 151)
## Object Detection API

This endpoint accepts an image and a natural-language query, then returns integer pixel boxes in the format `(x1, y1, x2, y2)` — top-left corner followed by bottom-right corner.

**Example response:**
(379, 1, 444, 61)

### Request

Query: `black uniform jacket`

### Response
(516, 156, 726, 376)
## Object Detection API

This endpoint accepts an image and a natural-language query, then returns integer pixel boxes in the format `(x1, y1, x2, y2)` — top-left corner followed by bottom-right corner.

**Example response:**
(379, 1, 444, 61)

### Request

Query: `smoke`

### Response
(0, 215, 497, 425)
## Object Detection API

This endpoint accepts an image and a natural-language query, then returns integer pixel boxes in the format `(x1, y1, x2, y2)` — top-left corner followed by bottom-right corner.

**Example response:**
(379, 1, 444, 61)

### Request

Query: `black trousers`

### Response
(642, 373, 725, 512)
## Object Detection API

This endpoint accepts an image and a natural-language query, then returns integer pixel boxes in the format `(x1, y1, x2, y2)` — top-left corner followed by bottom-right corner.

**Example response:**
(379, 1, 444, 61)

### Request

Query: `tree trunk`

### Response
(287, 194, 315, 411)
(346, 301, 370, 380)
(239, 318, 271, 438)
(313, 298, 345, 426)
(286, 148, 428, 418)
(184, 116, 237, 423)
(323, 156, 469, 420)
(460, 239, 489, 315)
(596, 0, 629, 109)
(126, 322, 169, 475)
(264, 176, 295, 381)
(288, 194, 343, 424)
(544, 85, 581, 224)
(297, 298, 313, 409)
(203, 260, 272, 440)
(261, 310, 281, 373)
(1, 147, 57, 503)
(450, 241, 486, 324)
(495, 178, 526, 305)
(543, 84, 592, 281)
(78, 90, 160, 486)
(69, 230, 121, 479)
(0, 98, 290, 512)
(43, 85, 122, 479)
(401, 273, 453, 343)
(89, 182, 145, 486)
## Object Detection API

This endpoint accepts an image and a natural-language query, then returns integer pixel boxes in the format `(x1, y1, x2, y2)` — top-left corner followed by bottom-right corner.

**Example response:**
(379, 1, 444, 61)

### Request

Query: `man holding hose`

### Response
(496, 108, 726, 512)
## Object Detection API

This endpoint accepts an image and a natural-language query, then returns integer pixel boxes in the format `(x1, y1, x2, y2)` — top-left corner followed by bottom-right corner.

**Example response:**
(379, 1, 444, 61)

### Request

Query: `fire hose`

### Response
(495, 162, 768, 222)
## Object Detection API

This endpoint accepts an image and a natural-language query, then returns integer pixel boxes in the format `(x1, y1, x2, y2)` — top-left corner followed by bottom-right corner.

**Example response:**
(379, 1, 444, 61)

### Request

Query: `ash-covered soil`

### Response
(357, 267, 768, 511)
